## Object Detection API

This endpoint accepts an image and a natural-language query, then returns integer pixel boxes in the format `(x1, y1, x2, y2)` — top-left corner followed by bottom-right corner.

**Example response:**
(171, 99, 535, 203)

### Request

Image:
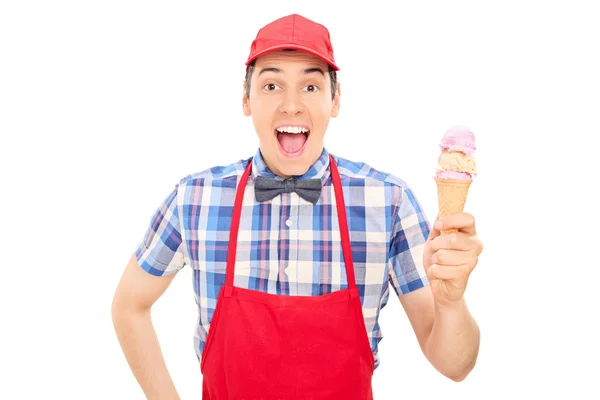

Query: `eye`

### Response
(263, 83, 280, 91)
(303, 84, 319, 92)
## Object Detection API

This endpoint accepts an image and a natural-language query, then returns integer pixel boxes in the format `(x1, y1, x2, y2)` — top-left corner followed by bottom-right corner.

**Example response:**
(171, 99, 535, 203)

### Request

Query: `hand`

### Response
(423, 213, 483, 307)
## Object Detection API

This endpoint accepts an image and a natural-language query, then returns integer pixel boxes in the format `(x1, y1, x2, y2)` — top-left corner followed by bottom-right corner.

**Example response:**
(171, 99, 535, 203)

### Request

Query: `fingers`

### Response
(431, 249, 472, 266)
(426, 263, 470, 281)
(429, 232, 474, 252)
(435, 213, 476, 236)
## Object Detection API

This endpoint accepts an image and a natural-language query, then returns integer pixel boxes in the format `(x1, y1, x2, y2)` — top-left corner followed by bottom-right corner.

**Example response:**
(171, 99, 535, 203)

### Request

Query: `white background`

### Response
(1, 0, 598, 399)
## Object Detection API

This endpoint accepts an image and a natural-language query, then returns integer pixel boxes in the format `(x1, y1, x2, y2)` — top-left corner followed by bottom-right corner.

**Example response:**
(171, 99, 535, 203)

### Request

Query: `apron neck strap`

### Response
(328, 154, 357, 291)
(224, 154, 357, 295)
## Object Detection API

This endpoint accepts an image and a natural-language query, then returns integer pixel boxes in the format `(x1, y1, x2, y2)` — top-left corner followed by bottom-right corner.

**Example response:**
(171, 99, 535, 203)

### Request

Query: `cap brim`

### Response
(245, 43, 340, 71)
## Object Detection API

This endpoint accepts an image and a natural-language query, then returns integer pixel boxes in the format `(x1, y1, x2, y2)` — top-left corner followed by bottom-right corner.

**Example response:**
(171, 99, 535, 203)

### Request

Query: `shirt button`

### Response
(285, 219, 293, 227)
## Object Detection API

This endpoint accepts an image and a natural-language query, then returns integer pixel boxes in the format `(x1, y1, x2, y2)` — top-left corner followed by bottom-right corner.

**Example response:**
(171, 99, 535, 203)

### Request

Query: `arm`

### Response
(386, 180, 482, 381)
(111, 253, 180, 400)
(399, 288, 480, 381)
(400, 212, 482, 381)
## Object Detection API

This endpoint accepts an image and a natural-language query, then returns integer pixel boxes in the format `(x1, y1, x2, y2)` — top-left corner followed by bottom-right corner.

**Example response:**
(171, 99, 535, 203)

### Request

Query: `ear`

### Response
(330, 82, 341, 118)
(242, 86, 251, 117)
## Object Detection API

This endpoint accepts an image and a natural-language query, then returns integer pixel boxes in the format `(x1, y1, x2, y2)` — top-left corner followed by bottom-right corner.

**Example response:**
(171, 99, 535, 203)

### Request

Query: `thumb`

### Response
(427, 215, 442, 241)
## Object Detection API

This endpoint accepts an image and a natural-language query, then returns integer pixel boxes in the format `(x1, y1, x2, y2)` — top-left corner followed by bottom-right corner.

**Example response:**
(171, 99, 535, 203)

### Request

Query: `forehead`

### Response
(253, 50, 329, 72)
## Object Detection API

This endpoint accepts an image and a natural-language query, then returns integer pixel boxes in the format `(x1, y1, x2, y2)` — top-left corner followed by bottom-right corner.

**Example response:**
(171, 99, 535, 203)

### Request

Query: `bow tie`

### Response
(254, 175, 322, 204)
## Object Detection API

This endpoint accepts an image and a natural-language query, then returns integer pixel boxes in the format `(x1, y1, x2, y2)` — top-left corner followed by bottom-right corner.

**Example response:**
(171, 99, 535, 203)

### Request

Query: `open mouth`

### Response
(275, 125, 310, 157)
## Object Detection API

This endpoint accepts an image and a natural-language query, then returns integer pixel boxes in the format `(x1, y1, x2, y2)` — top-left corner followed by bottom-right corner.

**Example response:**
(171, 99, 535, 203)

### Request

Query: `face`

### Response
(242, 50, 340, 179)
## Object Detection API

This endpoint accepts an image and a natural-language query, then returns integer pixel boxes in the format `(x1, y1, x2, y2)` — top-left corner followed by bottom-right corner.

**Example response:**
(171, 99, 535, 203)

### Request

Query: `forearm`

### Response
(112, 307, 180, 400)
(424, 296, 480, 381)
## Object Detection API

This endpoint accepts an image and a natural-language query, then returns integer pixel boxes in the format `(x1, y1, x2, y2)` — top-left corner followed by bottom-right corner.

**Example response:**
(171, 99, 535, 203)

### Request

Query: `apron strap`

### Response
(224, 154, 357, 297)
(224, 160, 253, 296)
(328, 154, 357, 292)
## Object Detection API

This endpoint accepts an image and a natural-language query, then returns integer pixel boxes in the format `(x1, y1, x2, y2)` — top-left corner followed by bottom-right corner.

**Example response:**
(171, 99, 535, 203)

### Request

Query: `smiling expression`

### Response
(242, 50, 340, 179)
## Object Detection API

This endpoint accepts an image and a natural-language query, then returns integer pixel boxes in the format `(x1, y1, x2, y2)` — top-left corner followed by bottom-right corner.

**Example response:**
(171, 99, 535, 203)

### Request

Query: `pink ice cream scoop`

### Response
(439, 126, 476, 155)
(435, 170, 472, 180)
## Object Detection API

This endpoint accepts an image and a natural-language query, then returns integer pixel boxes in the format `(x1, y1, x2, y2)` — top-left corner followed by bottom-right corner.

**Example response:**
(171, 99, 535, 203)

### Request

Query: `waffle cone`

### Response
(435, 178, 472, 234)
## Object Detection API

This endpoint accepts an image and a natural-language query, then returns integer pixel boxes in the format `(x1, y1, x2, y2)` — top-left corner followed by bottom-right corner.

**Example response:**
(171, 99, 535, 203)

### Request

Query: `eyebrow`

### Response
(257, 67, 326, 77)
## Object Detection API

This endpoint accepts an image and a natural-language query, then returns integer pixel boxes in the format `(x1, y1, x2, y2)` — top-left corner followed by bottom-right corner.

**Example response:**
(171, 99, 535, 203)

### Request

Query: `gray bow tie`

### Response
(254, 176, 322, 204)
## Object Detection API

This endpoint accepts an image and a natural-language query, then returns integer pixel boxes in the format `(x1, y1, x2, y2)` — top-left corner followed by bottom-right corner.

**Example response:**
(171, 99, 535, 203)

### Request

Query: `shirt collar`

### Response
(251, 147, 331, 187)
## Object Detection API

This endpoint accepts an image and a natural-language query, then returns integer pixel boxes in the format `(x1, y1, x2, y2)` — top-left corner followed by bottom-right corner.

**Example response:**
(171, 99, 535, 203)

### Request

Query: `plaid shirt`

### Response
(135, 147, 431, 370)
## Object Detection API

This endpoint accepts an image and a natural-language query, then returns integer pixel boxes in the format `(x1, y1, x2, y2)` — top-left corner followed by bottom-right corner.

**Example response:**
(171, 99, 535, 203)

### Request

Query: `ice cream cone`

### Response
(435, 178, 471, 234)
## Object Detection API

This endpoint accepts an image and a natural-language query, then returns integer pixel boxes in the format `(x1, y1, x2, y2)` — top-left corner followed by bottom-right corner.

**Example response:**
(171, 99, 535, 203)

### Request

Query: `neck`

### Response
(268, 164, 293, 180)
(260, 150, 322, 180)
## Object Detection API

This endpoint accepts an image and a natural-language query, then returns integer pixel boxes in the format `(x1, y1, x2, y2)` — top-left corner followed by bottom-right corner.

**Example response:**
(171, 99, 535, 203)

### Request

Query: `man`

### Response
(112, 13, 483, 399)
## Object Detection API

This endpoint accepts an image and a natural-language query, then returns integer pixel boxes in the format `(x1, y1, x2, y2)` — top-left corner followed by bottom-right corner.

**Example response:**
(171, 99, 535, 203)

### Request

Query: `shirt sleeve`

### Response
(135, 182, 187, 276)
(388, 183, 431, 296)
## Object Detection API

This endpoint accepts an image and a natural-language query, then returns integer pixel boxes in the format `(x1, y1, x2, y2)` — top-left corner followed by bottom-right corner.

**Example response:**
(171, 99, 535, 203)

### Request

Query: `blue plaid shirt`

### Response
(135, 147, 431, 369)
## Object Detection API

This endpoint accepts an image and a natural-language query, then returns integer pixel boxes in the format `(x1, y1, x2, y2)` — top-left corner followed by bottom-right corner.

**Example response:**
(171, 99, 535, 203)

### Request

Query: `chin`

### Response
(276, 159, 310, 177)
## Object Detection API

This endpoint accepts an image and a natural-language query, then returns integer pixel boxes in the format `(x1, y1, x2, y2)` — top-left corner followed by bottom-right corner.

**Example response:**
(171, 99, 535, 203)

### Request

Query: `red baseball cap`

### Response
(245, 14, 340, 71)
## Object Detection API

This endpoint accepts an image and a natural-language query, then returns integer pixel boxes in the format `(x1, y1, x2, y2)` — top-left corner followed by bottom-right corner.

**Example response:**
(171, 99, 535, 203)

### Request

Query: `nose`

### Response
(279, 89, 303, 115)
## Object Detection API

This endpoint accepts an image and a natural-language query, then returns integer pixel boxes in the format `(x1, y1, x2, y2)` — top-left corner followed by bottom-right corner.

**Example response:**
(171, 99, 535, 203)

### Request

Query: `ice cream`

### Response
(435, 126, 477, 180)
(434, 126, 477, 234)
(439, 126, 476, 155)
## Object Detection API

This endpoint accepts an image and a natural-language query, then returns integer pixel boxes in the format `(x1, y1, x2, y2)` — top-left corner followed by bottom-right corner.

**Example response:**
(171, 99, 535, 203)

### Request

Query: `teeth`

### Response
(276, 126, 309, 134)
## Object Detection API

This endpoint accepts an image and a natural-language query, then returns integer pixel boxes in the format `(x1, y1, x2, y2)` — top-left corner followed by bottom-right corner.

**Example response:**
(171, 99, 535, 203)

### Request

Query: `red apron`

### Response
(200, 155, 375, 399)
